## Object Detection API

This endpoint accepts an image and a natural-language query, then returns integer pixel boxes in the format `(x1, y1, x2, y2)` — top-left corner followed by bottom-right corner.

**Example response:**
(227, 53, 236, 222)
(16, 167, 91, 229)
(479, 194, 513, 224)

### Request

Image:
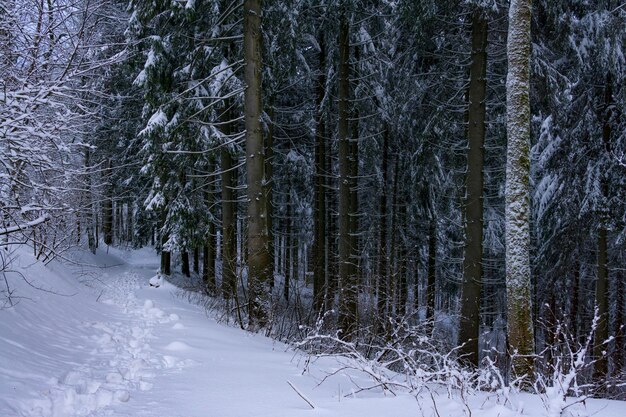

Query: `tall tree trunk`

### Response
(614, 271, 624, 377)
(204, 159, 217, 294)
(377, 125, 390, 331)
(103, 159, 113, 245)
(349, 45, 360, 306)
(389, 155, 400, 317)
(505, 0, 534, 380)
(312, 31, 327, 313)
(193, 247, 199, 274)
(337, 12, 356, 338)
(426, 216, 436, 323)
(397, 189, 408, 316)
(325, 111, 337, 313)
(221, 110, 237, 299)
(594, 76, 613, 381)
(570, 260, 580, 344)
(285, 201, 292, 301)
(160, 210, 171, 276)
(127, 201, 134, 244)
(116, 202, 123, 243)
(266, 106, 275, 289)
(181, 251, 190, 277)
(459, 11, 488, 368)
(244, 0, 271, 329)
(85, 148, 96, 254)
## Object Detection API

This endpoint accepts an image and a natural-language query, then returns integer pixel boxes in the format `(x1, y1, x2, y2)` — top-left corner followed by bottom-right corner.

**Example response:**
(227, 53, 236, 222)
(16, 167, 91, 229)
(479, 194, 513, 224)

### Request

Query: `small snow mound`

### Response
(149, 274, 163, 288)
(114, 390, 130, 402)
(105, 372, 124, 384)
(169, 313, 180, 321)
(146, 307, 165, 318)
(162, 355, 179, 368)
(143, 299, 154, 310)
(164, 341, 191, 351)
(95, 388, 114, 408)
(172, 322, 185, 330)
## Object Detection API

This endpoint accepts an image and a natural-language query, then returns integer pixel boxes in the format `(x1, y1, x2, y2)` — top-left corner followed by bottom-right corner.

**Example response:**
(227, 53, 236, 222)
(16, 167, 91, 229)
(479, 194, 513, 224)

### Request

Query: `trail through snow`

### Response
(1, 246, 625, 417)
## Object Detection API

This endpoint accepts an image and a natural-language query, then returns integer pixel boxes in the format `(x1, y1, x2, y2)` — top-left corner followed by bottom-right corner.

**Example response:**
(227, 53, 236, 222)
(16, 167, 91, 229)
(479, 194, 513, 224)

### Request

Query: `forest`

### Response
(1, 0, 626, 413)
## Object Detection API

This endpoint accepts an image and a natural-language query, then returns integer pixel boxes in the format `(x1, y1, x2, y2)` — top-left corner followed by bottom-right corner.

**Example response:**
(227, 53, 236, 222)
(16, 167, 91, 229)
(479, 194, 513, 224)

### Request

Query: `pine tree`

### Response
(459, 9, 489, 368)
(244, 0, 272, 329)
(505, 0, 534, 380)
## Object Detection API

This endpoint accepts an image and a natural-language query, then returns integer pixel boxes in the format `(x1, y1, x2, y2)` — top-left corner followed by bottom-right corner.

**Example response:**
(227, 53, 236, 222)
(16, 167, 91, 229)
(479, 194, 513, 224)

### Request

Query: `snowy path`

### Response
(2, 247, 626, 417)
(1, 248, 420, 417)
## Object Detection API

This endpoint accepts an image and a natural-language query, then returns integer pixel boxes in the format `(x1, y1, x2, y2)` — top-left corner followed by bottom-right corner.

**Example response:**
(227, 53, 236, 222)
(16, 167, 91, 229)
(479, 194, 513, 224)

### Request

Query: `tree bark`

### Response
(377, 125, 390, 331)
(505, 0, 535, 380)
(285, 201, 292, 301)
(193, 247, 199, 274)
(570, 261, 580, 344)
(349, 45, 360, 307)
(244, 0, 271, 329)
(181, 251, 190, 277)
(312, 31, 327, 313)
(85, 148, 96, 254)
(459, 11, 488, 368)
(204, 159, 217, 293)
(594, 76, 613, 381)
(426, 216, 436, 323)
(221, 108, 237, 299)
(266, 106, 275, 289)
(389, 155, 400, 317)
(103, 159, 113, 245)
(337, 12, 357, 338)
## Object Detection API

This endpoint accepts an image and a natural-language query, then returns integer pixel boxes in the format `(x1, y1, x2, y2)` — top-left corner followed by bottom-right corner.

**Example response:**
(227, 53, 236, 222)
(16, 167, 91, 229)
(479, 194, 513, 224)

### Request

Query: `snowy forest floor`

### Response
(1, 245, 625, 417)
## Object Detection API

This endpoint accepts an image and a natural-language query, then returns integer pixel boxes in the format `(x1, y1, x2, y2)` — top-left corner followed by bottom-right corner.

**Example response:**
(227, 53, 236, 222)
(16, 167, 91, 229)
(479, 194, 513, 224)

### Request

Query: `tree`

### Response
(312, 30, 328, 314)
(459, 9, 488, 368)
(244, 0, 272, 329)
(505, 0, 534, 379)
(337, 8, 357, 338)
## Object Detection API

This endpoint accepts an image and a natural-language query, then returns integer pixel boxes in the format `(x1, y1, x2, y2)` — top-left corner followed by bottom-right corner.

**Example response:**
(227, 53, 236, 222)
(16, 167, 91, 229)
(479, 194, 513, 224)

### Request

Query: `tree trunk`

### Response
(594, 226, 608, 379)
(325, 107, 337, 313)
(614, 271, 624, 377)
(505, 0, 534, 380)
(426, 216, 436, 323)
(160, 226, 171, 276)
(389, 155, 400, 317)
(204, 160, 217, 294)
(349, 44, 360, 308)
(103, 159, 113, 245)
(244, 0, 271, 329)
(193, 247, 199, 274)
(85, 148, 96, 254)
(570, 261, 580, 344)
(459, 11, 488, 368)
(285, 201, 292, 301)
(377, 125, 390, 331)
(397, 196, 408, 316)
(594, 76, 613, 381)
(337, 12, 356, 338)
(312, 31, 327, 313)
(181, 251, 190, 277)
(127, 201, 134, 244)
(221, 112, 237, 299)
(266, 106, 275, 289)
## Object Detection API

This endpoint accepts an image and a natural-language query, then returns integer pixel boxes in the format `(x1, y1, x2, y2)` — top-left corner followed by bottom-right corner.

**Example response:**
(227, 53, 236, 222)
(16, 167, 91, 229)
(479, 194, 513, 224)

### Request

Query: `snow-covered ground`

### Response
(1, 246, 625, 417)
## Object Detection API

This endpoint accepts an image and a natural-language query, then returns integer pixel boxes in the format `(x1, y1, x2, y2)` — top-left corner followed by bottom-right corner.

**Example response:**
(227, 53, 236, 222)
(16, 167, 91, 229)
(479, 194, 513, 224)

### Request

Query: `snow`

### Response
(138, 109, 167, 137)
(1, 245, 625, 417)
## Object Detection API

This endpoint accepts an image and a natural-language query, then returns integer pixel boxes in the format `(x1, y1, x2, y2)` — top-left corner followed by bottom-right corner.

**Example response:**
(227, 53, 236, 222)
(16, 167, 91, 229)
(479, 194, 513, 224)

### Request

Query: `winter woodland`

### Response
(1, 0, 626, 416)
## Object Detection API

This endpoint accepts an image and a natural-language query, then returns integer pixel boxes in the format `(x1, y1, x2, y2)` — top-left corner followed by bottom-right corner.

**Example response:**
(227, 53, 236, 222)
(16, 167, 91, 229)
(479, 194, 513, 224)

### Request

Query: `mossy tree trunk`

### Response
(505, 0, 535, 381)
